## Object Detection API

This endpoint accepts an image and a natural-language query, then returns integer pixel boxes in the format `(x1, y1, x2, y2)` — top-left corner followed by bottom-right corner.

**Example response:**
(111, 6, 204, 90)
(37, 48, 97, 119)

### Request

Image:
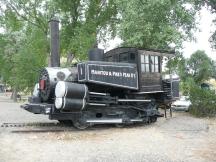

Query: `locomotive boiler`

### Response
(21, 47, 179, 129)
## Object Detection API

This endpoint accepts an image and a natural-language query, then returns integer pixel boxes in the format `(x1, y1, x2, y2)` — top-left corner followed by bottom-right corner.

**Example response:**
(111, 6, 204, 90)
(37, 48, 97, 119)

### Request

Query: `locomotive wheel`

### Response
(115, 124, 125, 128)
(73, 120, 90, 130)
(58, 120, 73, 126)
(150, 116, 157, 123)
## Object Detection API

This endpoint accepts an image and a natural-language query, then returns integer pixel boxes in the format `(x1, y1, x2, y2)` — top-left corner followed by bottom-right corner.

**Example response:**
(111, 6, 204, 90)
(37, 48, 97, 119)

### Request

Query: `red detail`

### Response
(39, 80, 46, 90)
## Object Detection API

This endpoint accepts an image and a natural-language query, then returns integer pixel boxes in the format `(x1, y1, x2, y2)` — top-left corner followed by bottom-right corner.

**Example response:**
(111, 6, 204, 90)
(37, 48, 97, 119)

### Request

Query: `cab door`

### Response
(139, 51, 162, 92)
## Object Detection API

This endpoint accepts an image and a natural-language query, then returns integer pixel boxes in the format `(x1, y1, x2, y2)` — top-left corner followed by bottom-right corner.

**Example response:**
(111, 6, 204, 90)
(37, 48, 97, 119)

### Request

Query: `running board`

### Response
(118, 99, 151, 102)
(86, 118, 145, 124)
(86, 119, 123, 124)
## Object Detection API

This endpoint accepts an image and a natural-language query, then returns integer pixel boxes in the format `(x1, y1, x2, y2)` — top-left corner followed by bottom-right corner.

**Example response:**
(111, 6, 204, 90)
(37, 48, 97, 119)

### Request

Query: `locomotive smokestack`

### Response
(49, 18, 60, 67)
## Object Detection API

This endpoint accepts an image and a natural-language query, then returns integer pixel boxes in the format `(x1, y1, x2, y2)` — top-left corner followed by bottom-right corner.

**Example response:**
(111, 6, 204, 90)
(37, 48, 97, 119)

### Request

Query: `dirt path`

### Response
(0, 94, 215, 162)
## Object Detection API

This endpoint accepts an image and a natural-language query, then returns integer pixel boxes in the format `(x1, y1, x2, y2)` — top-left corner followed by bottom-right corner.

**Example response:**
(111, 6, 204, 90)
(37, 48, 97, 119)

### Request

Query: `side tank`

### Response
(55, 81, 88, 111)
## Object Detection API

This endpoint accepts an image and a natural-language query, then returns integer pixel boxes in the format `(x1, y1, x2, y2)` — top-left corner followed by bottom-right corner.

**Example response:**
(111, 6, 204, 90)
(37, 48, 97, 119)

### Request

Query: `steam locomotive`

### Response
(21, 47, 179, 129)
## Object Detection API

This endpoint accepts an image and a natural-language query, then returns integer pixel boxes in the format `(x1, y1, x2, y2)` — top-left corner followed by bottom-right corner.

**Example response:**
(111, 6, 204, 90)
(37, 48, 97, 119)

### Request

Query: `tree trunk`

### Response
(66, 52, 74, 65)
(11, 89, 18, 102)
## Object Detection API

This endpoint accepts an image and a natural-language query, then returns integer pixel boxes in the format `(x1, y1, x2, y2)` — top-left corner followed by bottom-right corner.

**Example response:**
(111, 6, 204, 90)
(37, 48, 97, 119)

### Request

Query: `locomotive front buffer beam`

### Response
(21, 103, 52, 115)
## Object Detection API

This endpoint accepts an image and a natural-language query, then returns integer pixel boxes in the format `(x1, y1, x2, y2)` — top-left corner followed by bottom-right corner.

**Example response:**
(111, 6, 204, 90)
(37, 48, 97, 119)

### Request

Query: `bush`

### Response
(189, 86, 216, 117)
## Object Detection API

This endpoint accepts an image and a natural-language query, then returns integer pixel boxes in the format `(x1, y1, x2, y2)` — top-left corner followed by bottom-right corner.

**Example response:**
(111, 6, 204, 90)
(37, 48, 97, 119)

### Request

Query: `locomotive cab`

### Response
(104, 47, 176, 93)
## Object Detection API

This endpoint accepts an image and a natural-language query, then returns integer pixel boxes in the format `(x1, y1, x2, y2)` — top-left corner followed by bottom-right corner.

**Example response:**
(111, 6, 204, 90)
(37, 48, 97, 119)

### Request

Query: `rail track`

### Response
(0, 122, 66, 128)
(0, 121, 152, 133)
(0, 122, 77, 133)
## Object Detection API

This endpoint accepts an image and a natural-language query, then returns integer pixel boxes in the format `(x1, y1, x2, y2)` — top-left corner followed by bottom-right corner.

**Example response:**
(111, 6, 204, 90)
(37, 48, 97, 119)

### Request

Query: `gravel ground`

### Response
(0, 93, 216, 162)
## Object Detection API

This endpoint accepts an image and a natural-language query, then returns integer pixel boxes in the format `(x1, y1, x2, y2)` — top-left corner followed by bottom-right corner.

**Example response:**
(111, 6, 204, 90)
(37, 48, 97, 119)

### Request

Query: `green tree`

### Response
(0, 0, 118, 99)
(55, 0, 118, 59)
(187, 50, 213, 84)
(3, 0, 118, 59)
(13, 26, 48, 93)
(0, 4, 48, 100)
(0, 8, 25, 101)
(212, 61, 216, 79)
(1, 0, 51, 35)
(189, 84, 216, 117)
(116, 0, 199, 50)
(167, 50, 213, 95)
(170, 50, 216, 117)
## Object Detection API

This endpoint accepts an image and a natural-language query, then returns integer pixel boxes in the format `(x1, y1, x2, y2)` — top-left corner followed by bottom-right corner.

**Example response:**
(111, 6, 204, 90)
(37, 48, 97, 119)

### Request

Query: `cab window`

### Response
(141, 54, 160, 73)
(119, 53, 128, 62)
(141, 54, 150, 72)
(150, 56, 159, 73)
(106, 56, 113, 62)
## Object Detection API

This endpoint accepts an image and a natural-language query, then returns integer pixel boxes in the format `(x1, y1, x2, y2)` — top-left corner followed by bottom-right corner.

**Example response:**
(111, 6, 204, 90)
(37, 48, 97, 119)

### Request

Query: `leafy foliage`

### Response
(177, 50, 213, 94)
(1, 0, 51, 34)
(172, 50, 216, 117)
(0, 0, 215, 101)
(166, 52, 185, 74)
(56, 0, 118, 59)
(116, 0, 199, 50)
(187, 50, 213, 84)
(13, 27, 48, 92)
(187, 51, 216, 117)
(189, 85, 216, 117)
(0, 26, 48, 92)
(212, 61, 216, 79)
(0, 0, 118, 95)
(0, 3, 48, 93)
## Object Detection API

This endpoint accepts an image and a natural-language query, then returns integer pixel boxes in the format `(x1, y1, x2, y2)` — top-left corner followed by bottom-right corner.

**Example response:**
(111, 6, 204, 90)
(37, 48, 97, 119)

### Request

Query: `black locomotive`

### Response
(22, 47, 179, 129)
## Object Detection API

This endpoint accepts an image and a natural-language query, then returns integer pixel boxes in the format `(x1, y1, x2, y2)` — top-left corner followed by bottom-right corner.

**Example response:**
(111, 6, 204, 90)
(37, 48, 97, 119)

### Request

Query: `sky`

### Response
(100, 7, 216, 60)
